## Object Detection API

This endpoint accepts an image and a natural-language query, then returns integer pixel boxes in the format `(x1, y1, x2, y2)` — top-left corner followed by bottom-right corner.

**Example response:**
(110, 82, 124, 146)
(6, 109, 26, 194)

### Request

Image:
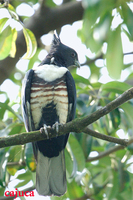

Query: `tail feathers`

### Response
(36, 150, 66, 196)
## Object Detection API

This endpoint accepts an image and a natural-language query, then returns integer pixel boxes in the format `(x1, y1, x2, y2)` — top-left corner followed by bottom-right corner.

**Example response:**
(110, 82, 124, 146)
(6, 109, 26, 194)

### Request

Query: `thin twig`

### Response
(124, 52, 133, 56)
(84, 128, 128, 146)
(81, 52, 133, 67)
(6, 161, 26, 167)
(86, 137, 133, 162)
(87, 145, 124, 162)
(81, 54, 103, 66)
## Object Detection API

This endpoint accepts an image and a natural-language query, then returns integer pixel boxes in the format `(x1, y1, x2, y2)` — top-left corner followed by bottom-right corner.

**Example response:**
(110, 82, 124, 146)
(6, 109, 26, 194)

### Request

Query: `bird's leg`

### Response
(52, 121, 63, 137)
(40, 124, 51, 139)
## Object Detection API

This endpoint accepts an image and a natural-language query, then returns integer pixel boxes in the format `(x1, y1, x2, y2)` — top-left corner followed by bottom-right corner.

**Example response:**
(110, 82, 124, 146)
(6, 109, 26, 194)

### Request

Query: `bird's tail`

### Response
(36, 149, 66, 196)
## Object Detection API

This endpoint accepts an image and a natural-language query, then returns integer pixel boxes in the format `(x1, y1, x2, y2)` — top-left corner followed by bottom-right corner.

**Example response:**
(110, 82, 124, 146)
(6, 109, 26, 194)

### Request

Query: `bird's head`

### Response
(49, 34, 80, 68)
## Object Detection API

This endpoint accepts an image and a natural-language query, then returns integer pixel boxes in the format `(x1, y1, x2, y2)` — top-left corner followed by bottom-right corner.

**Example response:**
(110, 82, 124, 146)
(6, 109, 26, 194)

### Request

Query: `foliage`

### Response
(79, 0, 133, 79)
(0, 0, 133, 200)
(0, 3, 37, 60)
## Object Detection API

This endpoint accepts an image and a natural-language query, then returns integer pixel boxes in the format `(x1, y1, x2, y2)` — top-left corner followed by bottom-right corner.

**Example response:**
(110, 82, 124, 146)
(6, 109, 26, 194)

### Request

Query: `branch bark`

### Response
(0, 87, 133, 148)
(87, 145, 124, 162)
(87, 138, 133, 162)
(0, 1, 84, 85)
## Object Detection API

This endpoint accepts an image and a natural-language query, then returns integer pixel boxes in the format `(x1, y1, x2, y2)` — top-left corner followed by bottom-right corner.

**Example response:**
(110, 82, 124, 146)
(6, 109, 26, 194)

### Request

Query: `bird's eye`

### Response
(71, 52, 76, 57)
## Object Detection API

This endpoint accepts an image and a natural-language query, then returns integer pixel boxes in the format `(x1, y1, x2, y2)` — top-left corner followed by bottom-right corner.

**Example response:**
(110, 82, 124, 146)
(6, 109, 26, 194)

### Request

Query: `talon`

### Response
(52, 122, 62, 136)
(40, 124, 51, 139)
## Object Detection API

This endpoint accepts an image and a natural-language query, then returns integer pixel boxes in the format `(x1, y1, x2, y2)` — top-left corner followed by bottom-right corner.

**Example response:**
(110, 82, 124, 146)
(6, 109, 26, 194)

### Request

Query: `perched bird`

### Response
(21, 34, 80, 196)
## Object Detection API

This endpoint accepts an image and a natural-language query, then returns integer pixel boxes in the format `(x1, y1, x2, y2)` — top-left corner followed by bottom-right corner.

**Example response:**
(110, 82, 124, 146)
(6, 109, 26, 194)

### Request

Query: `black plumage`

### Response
(21, 34, 80, 196)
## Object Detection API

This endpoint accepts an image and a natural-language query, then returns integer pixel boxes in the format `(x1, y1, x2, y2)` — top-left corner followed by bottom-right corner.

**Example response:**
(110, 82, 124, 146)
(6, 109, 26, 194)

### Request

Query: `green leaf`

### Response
(93, 182, 106, 195)
(0, 26, 12, 60)
(23, 28, 37, 59)
(121, 3, 133, 40)
(107, 170, 119, 200)
(0, 102, 23, 122)
(15, 180, 29, 188)
(0, 187, 5, 197)
(0, 100, 9, 120)
(127, 143, 133, 154)
(68, 134, 85, 172)
(10, 28, 17, 58)
(119, 172, 133, 199)
(120, 102, 133, 129)
(8, 4, 17, 13)
(79, 0, 113, 53)
(25, 143, 36, 172)
(90, 62, 101, 81)
(81, 134, 93, 158)
(99, 97, 121, 133)
(73, 73, 90, 85)
(51, 197, 60, 200)
(9, 122, 23, 136)
(45, 0, 56, 7)
(118, 161, 130, 192)
(15, 170, 34, 188)
(0, 4, 4, 8)
(19, 196, 26, 200)
(8, 146, 22, 162)
(77, 97, 89, 115)
(8, 4, 19, 21)
(0, 149, 8, 187)
(66, 180, 84, 199)
(106, 25, 123, 79)
(78, 19, 103, 53)
(116, 149, 126, 161)
(0, 18, 8, 33)
(109, 108, 121, 129)
(7, 146, 23, 175)
(28, 48, 41, 70)
(16, 170, 32, 180)
(101, 81, 130, 94)
(65, 147, 74, 183)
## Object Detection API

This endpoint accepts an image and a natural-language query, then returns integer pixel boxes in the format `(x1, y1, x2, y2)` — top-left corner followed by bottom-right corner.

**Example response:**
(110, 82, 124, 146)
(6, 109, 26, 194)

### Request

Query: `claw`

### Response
(53, 122, 59, 133)
(40, 124, 51, 139)
(52, 122, 63, 136)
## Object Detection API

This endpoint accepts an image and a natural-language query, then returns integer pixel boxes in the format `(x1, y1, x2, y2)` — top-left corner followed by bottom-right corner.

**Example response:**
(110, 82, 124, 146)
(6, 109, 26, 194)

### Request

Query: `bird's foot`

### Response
(40, 124, 51, 139)
(52, 122, 63, 137)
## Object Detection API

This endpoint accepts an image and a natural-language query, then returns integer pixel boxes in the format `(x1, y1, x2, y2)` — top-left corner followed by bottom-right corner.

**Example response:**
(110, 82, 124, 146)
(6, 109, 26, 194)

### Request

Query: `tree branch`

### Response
(6, 161, 26, 167)
(0, 1, 84, 85)
(87, 145, 124, 162)
(81, 51, 133, 67)
(0, 87, 133, 148)
(84, 128, 128, 146)
(87, 138, 133, 161)
(81, 54, 103, 66)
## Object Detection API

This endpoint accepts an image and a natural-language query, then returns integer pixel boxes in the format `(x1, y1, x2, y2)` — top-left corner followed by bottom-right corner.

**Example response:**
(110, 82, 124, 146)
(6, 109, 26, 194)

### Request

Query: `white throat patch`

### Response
(33, 64, 68, 82)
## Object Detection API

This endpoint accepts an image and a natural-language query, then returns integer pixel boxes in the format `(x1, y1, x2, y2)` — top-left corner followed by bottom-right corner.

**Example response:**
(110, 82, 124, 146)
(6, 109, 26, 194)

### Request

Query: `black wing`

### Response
(21, 69, 35, 132)
(66, 70, 76, 122)
(59, 70, 76, 148)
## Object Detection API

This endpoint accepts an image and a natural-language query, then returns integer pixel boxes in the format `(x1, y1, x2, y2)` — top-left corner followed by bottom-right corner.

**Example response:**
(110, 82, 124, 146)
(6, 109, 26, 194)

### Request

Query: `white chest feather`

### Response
(33, 64, 68, 82)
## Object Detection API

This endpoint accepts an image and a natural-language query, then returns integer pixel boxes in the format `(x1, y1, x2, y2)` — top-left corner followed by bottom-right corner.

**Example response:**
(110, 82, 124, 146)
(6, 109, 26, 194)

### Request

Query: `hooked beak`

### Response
(74, 59, 80, 68)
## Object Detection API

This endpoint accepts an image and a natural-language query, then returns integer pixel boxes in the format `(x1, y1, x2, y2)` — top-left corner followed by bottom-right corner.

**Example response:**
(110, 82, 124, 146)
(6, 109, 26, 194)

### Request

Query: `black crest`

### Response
(52, 33, 61, 46)
(40, 31, 79, 68)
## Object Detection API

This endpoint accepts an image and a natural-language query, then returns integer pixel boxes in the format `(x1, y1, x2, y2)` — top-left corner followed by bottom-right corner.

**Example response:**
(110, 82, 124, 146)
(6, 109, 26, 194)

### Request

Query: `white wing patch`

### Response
(33, 64, 68, 82)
